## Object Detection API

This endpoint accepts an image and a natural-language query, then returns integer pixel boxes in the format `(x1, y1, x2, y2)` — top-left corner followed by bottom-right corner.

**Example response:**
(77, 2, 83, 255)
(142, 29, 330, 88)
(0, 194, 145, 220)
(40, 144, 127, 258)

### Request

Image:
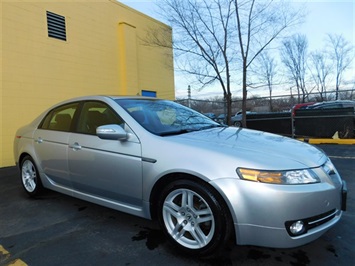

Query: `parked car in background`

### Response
(216, 113, 227, 124)
(231, 111, 255, 127)
(203, 112, 217, 121)
(291, 102, 316, 116)
(295, 100, 355, 138)
(14, 95, 346, 256)
(306, 100, 355, 111)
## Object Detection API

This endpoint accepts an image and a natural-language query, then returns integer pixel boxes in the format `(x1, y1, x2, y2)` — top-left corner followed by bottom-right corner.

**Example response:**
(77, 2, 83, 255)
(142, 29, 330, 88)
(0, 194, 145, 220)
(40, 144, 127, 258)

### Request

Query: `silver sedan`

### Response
(14, 95, 347, 256)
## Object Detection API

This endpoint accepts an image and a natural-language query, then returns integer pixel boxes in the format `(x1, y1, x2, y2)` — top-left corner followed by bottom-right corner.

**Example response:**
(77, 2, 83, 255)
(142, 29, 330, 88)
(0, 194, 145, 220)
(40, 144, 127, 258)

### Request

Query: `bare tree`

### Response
(152, 0, 236, 124)
(308, 51, 332, 101)
(281, 34, 308, 103)
(251, 51, 277, 111)
(234, 0, 303, 126)
(152, 0, 303, 125)
(327, 34, 354, 100)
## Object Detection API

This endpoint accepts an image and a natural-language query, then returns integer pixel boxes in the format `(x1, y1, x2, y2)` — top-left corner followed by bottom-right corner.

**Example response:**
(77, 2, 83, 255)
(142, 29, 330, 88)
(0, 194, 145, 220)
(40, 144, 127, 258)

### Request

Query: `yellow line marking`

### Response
(0, 245, 28, 266)
(7, 259, 28, 266)
(297, 138, 355, 145)
(329, 155, 355, 160)
(0, 245, 10, 255)
(0, 245, 10, 261)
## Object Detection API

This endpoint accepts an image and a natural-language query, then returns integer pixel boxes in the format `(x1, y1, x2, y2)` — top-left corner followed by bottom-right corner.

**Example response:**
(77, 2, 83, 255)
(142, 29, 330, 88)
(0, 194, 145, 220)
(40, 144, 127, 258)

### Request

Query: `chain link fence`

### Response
(176, 89, 355, 116)
(293, 108, 354, 139)
(176, 89, 355, 138)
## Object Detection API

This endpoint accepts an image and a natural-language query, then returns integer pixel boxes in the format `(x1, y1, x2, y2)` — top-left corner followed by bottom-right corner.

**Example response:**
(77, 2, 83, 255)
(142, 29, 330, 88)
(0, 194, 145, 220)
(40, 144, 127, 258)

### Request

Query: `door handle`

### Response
(35, 137, 43, 144)
(69, 142, 82, 151)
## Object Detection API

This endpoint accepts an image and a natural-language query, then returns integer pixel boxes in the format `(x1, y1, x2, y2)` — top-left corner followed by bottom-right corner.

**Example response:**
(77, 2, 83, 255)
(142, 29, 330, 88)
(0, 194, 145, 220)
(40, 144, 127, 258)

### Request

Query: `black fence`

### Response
(176, 89, 355, 116)
(242, 108, 354, 139)
(293, 108, 354, 138)
(243, 112, 291, 135)
(176, 92, 355, 138)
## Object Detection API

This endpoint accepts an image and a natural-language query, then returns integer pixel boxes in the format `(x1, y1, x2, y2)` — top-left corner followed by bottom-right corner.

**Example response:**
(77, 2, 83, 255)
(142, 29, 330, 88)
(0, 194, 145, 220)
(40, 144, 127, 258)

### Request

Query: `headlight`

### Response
(323, 158, 335, 175)
(236, 168, 320, 185)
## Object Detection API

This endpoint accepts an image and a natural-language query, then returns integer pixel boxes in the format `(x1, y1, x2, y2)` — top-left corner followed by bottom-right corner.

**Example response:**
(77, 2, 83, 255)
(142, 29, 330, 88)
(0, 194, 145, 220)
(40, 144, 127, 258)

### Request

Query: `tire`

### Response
(20, 156, 43, 196)
(157, 179, 232, 256)
(234, 121, 242, 127)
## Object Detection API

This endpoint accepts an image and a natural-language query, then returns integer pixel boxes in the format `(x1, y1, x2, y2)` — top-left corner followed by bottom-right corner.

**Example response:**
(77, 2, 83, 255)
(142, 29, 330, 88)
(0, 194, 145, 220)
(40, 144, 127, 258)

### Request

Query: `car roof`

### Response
(108, 95, 162, 100)
(309, 100, 355, 108)
(41, 95, 164, 114)
(293, 102, 315, 109)
(56, 95, 162, 104)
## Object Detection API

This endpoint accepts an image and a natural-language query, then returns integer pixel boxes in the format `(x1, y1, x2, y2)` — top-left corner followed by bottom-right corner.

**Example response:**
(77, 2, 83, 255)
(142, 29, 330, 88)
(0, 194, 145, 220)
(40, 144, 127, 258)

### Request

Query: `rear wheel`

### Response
(157, 179, 231, 256)
(20, 156, 43, 196)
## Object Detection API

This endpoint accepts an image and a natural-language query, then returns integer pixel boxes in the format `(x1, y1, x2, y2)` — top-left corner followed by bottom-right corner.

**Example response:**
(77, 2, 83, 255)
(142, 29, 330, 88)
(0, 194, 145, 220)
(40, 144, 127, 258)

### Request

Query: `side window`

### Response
(323, 104, 341, 109)
(77, 101, 124, 135)
(39, 103, 79, 132)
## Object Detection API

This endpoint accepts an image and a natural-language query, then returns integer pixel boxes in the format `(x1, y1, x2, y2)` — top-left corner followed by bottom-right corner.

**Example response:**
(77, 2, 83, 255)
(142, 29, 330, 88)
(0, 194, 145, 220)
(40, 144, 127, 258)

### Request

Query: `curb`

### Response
(298, 138, 355, 145)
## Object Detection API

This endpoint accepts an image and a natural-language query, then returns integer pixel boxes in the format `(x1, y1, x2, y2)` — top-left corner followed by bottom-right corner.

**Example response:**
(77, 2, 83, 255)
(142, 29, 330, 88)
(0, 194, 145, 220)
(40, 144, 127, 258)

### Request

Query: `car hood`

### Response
(166, 127, 326, 170)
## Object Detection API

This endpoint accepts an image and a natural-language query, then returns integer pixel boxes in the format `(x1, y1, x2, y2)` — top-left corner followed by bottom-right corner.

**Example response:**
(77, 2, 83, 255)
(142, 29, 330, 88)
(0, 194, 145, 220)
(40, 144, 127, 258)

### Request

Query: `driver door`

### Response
(68, 101, 143, 207)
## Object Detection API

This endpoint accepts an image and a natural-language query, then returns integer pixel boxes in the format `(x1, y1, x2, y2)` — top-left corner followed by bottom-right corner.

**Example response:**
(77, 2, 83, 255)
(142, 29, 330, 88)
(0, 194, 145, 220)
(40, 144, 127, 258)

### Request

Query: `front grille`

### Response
(306, 209, 337, 230)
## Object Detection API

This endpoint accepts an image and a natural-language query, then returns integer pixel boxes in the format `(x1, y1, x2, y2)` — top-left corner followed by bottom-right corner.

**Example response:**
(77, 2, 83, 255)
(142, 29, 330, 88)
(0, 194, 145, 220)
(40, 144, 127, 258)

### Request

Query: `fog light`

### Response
(290, 221, 305, 235)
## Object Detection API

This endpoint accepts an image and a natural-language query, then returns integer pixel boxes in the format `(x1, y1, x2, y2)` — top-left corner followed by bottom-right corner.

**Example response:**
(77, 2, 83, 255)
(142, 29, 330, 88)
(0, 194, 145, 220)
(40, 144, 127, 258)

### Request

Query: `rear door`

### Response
(68, 101, 143, 207)
(34, 102, 80, 188)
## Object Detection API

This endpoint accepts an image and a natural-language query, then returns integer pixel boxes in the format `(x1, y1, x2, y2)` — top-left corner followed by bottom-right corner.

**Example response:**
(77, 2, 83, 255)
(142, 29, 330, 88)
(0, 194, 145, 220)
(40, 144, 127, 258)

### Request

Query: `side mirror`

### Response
(96, 124, 128, 140)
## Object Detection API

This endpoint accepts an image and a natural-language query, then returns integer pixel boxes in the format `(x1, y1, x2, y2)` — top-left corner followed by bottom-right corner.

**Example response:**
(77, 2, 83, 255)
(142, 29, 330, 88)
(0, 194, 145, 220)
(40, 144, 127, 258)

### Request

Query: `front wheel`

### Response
(157, 179, 232, 256)
(20, 156, 43, 196)
(233, 121, 242, 127)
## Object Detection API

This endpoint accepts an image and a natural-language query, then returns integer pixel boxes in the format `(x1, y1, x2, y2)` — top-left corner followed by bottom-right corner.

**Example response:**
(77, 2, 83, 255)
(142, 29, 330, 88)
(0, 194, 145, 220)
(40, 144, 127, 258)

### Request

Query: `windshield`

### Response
(115, 99, 223, 136)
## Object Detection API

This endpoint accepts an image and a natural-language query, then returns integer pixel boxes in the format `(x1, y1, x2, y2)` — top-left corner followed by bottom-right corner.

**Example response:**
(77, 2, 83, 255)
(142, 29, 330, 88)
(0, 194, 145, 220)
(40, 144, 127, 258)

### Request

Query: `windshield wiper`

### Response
(197, 124, 226, 131)
(159, 129, 190, 136)
(159, 124, 225, 136)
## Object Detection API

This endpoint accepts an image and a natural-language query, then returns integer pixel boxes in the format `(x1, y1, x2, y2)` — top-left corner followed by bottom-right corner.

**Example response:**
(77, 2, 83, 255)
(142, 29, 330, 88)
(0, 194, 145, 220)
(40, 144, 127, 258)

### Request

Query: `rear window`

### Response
(39, 102, 79, 132)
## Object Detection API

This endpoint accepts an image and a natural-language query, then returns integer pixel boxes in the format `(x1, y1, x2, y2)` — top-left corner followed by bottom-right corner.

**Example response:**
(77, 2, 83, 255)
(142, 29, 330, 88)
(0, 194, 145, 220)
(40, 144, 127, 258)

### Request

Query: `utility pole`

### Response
(188, 85, 191, 108)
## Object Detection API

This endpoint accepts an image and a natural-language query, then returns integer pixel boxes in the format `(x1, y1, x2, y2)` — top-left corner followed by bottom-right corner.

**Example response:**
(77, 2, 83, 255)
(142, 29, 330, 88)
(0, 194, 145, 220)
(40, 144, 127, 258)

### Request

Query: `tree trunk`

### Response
(242, 60, 248, 127)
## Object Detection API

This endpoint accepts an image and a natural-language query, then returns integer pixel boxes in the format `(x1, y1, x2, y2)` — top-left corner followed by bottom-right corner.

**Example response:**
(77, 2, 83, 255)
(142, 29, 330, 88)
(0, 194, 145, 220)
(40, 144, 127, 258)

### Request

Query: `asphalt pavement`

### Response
(0, 144, 354, 266)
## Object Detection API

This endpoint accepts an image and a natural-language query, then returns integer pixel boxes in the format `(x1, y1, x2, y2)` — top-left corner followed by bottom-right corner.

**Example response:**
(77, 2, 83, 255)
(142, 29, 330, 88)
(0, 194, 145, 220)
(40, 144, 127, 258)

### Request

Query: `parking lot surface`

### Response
(0, 144, 354, 266)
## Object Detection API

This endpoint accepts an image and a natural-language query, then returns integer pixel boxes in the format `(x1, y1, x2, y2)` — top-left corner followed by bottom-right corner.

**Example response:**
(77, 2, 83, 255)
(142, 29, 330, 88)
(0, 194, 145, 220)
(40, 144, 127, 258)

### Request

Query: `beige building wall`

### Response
(1, 0, 175, 167)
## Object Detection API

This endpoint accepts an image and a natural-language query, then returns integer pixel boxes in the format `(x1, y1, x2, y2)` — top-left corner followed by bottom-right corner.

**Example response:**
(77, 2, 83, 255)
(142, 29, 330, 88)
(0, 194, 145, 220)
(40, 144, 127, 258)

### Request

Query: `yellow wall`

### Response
(0, 2, 3, 166)
(1, 0, 175, 167)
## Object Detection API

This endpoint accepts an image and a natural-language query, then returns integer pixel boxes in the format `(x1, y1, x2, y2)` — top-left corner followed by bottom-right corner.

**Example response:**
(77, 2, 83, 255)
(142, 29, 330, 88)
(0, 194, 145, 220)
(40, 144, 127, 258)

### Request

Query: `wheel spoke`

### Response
(181, 190, 188, 207)
(171, 222, 186, 240)
(26, 180, 32, 190)
(190, 225, 208, 247)
(29, 179, 36, 190)
(196, 208, 213, 224)
(186, 191, 194, 208)
(195, 208, 212, 216)
(163, 201, 181, 219)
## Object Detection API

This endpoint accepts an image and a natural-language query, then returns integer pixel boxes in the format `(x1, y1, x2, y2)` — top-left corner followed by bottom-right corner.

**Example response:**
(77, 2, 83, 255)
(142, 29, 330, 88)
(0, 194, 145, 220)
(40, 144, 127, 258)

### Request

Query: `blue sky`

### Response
(297, 0, 354, 50)
(120, 0, 354, 98)
(120, 0, 354, 49)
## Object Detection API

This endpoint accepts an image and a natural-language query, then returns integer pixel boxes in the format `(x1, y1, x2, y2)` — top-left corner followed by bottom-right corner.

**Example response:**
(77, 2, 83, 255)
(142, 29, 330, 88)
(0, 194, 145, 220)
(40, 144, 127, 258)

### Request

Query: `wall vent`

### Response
(46, 11, 66, 41)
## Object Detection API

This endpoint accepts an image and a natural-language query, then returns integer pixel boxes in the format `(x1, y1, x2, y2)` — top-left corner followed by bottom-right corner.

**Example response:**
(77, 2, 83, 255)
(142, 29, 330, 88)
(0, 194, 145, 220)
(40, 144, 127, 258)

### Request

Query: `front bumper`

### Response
(235, 209, 342, 248)
(341, 180, 347, 211)
(211, 177, 345, 248)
